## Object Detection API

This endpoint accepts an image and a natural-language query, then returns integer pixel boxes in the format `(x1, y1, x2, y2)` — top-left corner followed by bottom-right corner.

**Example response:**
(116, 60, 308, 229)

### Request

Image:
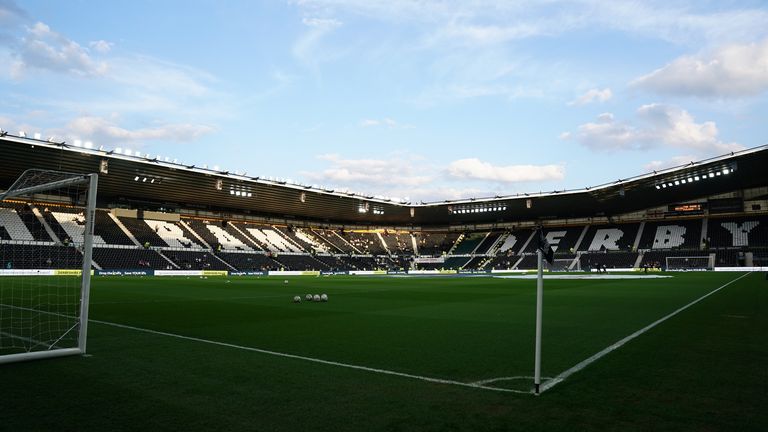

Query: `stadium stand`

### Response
(118, 216, 168, 247)
(578, 223, 640, 252)
(579, 252, 639, 270)
(164, 250, 230, 270)
(380, 231, 415, 255)
(92, 247, 172, 270)
(414, 232, 460, 256)
(185, 219, 255, 251)
(520, 227, 583, 255)
(637, 219, 702, 250)
(1, 244, 82, 269)
(452, 232, 488, 254)
(215, 252, 282, 271)
(707, 216, 768, 248)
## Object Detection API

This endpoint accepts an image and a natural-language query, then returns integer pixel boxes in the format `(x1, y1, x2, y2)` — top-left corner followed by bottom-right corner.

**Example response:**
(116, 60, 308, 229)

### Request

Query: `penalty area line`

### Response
(89, 318, 531, 395)
(540, 271, 753, 393)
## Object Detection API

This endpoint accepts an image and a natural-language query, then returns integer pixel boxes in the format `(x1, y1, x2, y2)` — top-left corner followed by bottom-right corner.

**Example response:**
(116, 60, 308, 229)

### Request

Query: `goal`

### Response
(548, 258, 580, 272)
(665, 255, 712, 271)
(0, 169, 97, 364)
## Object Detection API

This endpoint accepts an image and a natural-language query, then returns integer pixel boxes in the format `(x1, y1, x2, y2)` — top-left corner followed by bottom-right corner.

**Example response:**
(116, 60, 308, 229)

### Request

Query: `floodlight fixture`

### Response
(674, 180, 680, 185)
(723, 168, 730, 174)
(19, 131, 26, 137)
(134, 176, 139, 181)
(655, 185, 661, 190)
(74, 139, 82, 147)
(709, 173, 715, 178)
(33, 132, 41, 140)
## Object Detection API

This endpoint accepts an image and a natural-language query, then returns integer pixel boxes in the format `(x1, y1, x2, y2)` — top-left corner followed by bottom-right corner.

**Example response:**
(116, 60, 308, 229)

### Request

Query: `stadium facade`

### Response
(1, 133, 767, 273)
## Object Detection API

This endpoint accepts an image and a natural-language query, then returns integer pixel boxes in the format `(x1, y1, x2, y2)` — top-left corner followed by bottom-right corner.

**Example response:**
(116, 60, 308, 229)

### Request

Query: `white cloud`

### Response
(359, 117, 412, 129)
(446, 158, 565, 183)
(569, 88, 612, 106)
(293, 1, 768, 47)
(303, 153, 433, 187)
(643, 155, 697, 172)
(89, 40, 113, 54)
(632, 39, 768, 98)
(293, 17, 343, 66)
(60, 116, 215, 146)
(11, 22, 107, 78)
(569, 103, 743, 154)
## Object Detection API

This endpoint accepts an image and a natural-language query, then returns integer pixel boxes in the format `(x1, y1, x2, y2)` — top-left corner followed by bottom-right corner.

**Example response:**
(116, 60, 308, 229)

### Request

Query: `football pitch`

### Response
(1, 272, 766, 431)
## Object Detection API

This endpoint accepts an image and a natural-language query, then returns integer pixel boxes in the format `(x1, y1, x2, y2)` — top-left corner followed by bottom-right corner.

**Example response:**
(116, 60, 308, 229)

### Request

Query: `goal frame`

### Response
(0, 170, 98, 364)
(665, 255, 712, 271)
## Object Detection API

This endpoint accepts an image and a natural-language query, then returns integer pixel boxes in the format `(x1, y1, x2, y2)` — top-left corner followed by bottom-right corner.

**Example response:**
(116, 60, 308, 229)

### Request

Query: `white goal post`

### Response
(665, 255, 712, 271)
(0, 169, 98, 364)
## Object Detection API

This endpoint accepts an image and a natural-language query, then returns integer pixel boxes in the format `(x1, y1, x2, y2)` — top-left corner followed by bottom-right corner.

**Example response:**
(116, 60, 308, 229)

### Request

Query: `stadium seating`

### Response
(637, 219, 702, 250)
(707, 216, 768, 248)
(0, 244, 83, 269)
(92, 247, 172, 269)
(579, 252, 639, 270)
(579, 223, 640, 252)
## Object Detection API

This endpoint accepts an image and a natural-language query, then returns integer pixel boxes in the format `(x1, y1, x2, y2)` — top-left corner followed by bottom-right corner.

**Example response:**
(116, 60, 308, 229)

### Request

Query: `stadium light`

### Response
(115, 147, 122, 154)
(655, 185, 661, 189)
(84, 141, 93, 149)
(74, 140, 82, 147)
(19, 131, 26, 137)
(134, 176, 139, 181)
(723, 168, 730, 174)
(33, 133, 41, 140)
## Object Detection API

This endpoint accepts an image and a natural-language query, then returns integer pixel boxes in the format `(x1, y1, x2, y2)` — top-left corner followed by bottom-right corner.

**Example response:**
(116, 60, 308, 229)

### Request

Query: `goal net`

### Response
(548, 258, 580, 272)
(665, 255, 711, 271)
(0, 169, 97, 364)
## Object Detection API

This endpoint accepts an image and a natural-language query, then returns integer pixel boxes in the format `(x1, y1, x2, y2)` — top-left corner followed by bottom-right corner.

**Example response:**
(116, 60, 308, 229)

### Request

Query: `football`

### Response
(293, 295, 301, 303)
(305, 294, 313, 301)
(320, 294, 328, 302)
(313, 294, 321, 302)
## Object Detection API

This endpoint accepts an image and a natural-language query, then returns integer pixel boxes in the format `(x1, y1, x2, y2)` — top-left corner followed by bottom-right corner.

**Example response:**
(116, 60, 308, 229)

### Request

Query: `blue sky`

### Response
(1, 0, 767, 202)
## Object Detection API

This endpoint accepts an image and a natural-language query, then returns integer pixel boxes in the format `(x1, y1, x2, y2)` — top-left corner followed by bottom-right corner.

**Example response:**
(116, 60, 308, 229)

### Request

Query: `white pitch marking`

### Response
(470, 376, 553, 386)
(540, 272, 752, 393)
(89, 317, 531, 394)
(3, 303, 528, 393)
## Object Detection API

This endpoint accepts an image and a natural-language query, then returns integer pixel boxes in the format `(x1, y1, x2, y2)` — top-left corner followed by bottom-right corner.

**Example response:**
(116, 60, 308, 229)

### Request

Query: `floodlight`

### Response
(681, 179, 686, 184)
(723, 168, 730, 174)
(84, 141, 93, 149)
(709, 173, 715, 178)
(74, 140, 82, 147)
(33, 133, 41, 140)
(142, 177, 147, 182)
(694, 176, 700, 181)
(674, 180, 680, 185)
(716, 172, 721, 176)
(134, 176, 139, 181)
(655, 185, 661, 189)
(662, 184, 667, 188)
(150, 179, 155, 184)
(19, 131, 26, 137)
(687, 178, 692, 182)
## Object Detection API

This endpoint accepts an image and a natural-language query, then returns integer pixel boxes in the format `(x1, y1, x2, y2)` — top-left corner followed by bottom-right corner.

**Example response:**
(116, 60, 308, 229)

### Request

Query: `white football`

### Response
(293, 295, 301, 303)
(313, 294, 321, 302)
(305, 294, 313, 301)
(284, 280, 289, 284)
(320, 294, 328, 302)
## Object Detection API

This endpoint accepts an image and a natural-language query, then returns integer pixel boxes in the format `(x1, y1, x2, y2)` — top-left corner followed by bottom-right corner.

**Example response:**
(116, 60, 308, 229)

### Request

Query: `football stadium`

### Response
(2, 2, 768, 431)
(1, 133, 766, 431)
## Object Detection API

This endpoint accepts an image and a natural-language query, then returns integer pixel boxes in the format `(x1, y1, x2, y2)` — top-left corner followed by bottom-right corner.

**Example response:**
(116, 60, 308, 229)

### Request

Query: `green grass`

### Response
(1, 272, 766, 431)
